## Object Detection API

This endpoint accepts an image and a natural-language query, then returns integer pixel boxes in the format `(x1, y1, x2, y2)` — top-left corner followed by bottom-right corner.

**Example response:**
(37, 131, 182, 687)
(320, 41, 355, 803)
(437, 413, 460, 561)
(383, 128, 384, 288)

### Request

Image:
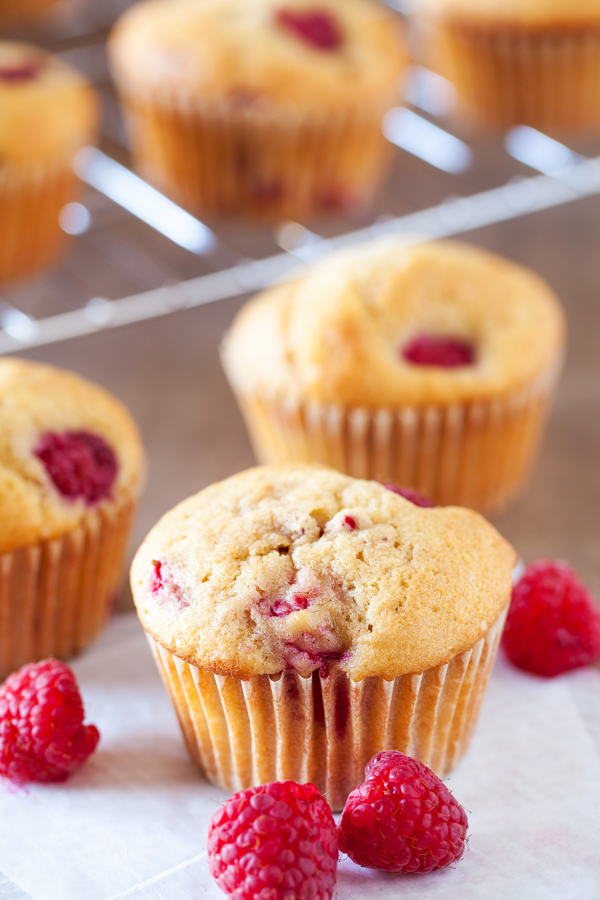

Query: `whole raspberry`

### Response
(338, 751, 468, 874)
(502, 559, 600, 677)
(402, 335, 475, 368)
(208, 780, 338, 900)
(0, 660, 100, 784)
(383, 483, 435, 508)
(275, 8, 343, 50)
(34, 430, 117, 506)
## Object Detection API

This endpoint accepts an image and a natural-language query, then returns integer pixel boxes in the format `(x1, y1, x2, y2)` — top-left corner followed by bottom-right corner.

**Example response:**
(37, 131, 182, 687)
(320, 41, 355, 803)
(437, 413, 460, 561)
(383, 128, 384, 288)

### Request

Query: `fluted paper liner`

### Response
(225, 361, 560, 516)
(148, 605, 507, 810)
(0, 495, 136, 680)
(0, 159, 81, 286)
(115, 85, 394, 219)
(430, 20, 600, 132)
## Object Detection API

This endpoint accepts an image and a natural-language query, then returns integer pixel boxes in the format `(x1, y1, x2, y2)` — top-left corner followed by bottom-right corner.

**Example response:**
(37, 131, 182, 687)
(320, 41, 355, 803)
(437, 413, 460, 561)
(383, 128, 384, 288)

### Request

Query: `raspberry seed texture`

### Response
(338, 751, 468, 874)
(0, 659, 100, 784)
(208, 780, 338, 900)
(502, 559, 600, 677)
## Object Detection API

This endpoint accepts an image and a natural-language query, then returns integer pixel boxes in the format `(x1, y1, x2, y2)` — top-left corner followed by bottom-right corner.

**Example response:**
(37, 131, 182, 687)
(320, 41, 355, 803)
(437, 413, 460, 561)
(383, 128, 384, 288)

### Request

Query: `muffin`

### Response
(222, 237, 565, 515)
(108, 0, 406, 220)
(0, 42, 98, 287)
(414, 0, 600, 132)
(0, 0, 68, 23)
(0, 359, 144, 680)
(131, 464, 515, 809)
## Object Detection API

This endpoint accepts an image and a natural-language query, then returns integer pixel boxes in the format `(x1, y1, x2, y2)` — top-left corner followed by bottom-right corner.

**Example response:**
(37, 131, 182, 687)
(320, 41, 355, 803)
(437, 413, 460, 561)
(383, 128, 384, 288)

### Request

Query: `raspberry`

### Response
(383, 484, 435, 508)
(502, 559, 600, 677)
(338, 751, 468, 874)
(0, 660, 100, 784)
(275, 9, 343, 50)
(402, 335, 475, 368)
(208, 780, 338, 900)
(34, 430, 117, 506)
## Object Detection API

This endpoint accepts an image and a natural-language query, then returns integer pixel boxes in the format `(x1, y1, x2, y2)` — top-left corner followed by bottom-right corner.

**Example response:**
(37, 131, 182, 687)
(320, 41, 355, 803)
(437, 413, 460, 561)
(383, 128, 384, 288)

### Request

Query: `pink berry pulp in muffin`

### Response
(402, 335, 475, 368)
(34, 430, 117, 506)
(275, 8, 343, 50)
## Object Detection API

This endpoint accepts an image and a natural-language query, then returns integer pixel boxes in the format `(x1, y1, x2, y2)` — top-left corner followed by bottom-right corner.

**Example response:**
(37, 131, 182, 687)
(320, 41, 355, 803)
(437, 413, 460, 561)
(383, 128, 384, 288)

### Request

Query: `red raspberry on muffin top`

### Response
(502, 559, 600, 677)
(402, 334, 475, 368)
(208, 780, 338, 900)
(338, 750, 468, 874)
(34, 429, 117, 506)
(275, 8, 343, 50)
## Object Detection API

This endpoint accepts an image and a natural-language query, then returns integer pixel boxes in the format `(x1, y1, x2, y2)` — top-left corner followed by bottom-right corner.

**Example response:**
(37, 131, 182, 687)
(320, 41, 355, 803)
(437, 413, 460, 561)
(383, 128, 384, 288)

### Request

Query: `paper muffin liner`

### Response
(0, 494, 137, 681)
(148, 604, 507, 810)
(429, 18, 600, 132)
(115, 85, 395, 219)
(0, 159, 82, 287)
(225, 358, 561, 515)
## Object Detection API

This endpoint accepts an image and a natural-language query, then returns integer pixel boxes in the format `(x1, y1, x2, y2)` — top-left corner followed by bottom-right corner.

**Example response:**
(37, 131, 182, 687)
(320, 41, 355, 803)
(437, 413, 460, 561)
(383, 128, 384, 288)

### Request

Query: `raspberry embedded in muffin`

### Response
(275, 8, 343, 50)
(383, 484, 435, 508)
(34, 430, 117, 506)
(402, 334, 475, 368)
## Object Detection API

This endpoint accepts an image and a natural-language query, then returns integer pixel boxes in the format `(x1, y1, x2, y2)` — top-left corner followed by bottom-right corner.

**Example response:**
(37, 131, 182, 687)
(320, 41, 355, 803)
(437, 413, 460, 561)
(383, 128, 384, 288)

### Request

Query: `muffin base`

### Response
(0, 160, 82, 288)
(117, 89, 395, 220)
(0, 495, 136, 680)
(429, 18, 600, 132)
(148, 607, 506, 810)
(225, 361, 560, 516)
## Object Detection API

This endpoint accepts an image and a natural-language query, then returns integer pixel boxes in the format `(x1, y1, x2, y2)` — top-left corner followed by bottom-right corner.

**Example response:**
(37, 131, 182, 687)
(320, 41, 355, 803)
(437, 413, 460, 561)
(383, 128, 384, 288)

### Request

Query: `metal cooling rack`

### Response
(2, 0, 600, 354)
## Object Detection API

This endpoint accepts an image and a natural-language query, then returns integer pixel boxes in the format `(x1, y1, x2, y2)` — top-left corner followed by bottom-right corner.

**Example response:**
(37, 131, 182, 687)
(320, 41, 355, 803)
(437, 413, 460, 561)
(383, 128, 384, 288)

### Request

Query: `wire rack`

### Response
(3, 0, 600, 355)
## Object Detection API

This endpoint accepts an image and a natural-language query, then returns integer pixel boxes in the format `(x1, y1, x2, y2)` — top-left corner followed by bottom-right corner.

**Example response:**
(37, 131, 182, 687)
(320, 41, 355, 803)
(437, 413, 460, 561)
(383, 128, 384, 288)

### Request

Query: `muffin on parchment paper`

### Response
(131, 464, 515, 810)
(0, 42, 98, 287)
(414, 0, 600, 133)
(108, 0, 406, 220)
(0, 359, 144, 680)
(222, 237, 565, 515)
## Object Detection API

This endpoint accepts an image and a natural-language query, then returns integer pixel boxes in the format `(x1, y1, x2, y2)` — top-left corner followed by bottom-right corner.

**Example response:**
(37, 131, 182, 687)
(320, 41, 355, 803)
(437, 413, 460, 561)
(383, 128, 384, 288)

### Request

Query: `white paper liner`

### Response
(0, 158, 81, 286)
(225, 361, 560, 515)
(430, 18, 600, 132)
(0, 495, 136, 680)
(148, 605, 507, 811)
(114, 84, 395, 219)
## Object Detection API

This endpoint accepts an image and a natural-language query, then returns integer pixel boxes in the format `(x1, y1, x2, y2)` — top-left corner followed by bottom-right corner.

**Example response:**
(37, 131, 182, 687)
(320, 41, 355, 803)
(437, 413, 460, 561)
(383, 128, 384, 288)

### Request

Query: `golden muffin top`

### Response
(223, 237, 565, 408)
(415, 0, 600, 25)
(109, 0, 406, 114)
(0, 359, 145, 554)
(131, 464, 515, 681)
(0, 42, 98, 168)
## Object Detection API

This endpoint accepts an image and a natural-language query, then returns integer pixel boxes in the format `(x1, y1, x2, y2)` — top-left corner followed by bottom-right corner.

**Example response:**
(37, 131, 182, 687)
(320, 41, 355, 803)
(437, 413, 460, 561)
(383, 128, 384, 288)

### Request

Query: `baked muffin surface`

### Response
(224, 238, 565, 408)
(0, 359, 144, 554)
(109, 0, 405, 113)
(131, 464, 515, 681)
(417, 0, 600, 24)
(0, 42, 97, 168)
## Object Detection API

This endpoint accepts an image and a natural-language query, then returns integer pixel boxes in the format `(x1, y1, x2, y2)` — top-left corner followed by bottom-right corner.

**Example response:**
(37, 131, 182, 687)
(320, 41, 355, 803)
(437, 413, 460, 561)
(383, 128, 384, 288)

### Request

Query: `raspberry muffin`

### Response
(415, 0, 600, 132)
(222, 237, 565, 515)
(131, 464, 515, 809)
(108, 0, 406, 219)
(0, 0, 68, 23)
(0, 359, 144, 679)
(0, 42, 98, 287)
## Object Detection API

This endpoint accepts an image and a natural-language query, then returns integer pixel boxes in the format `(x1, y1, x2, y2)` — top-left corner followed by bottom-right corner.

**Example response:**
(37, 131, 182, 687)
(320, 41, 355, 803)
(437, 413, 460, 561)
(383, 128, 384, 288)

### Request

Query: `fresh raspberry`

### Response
(275, 8, 343, 50)
(208, 780, 338, 900)
(0, 660, 100, 784)
(402, 335, 475, 368)
(502, 560, 600, 677)
(383, 484, 435, 508)
(34, 430, 117, 506)
(338, 751, 468, 874)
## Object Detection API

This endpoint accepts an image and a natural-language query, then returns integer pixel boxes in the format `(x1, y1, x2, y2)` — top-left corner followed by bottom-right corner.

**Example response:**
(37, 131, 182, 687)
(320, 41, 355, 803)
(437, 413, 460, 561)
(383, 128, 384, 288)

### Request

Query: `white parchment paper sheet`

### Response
(1, 614, 599, 900)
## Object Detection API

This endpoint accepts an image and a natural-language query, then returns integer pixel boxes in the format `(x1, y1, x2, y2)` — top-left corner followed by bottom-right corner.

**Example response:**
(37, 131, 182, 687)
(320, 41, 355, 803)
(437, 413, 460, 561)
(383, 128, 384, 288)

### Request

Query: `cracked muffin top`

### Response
(109, 0, 405, 115)
(131, 464, 515, 680)
(0, 41, 98, 169)
(222, 237, 565, 408)
(0, 358, 144, 554)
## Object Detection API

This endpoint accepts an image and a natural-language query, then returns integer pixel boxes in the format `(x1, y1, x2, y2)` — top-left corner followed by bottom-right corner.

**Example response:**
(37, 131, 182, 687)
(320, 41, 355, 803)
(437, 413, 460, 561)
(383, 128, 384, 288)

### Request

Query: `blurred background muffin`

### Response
(222, 237, 566, 515)
(0, 41, 98, 286)
(0, 358, 145, 679)
(108, 0, 406, 220)
(414, 0, 600, 133)
(0, 0, 69, 24)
